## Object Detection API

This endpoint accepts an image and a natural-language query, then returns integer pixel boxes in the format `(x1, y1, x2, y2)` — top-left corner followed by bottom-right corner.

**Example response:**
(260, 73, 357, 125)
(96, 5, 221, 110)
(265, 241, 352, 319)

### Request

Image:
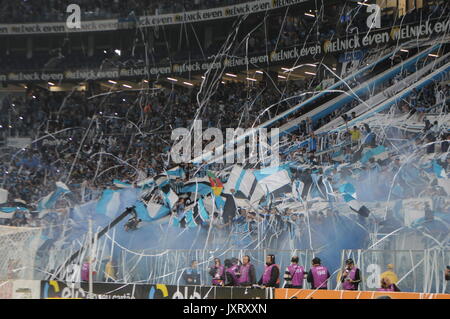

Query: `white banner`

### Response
(0, 189, 7, 204)
(7, 137, 32, 149)
(0, 19, 119, 35)
(0, 0, 307, 34)
(139, 0, 307, 27)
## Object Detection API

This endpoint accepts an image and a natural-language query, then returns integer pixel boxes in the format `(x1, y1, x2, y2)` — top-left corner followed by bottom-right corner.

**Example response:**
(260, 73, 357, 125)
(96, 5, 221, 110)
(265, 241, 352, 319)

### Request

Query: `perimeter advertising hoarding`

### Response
(0, 280, 41, 299)
(40, 281, 268, 299)
(274, 288, 450, 299)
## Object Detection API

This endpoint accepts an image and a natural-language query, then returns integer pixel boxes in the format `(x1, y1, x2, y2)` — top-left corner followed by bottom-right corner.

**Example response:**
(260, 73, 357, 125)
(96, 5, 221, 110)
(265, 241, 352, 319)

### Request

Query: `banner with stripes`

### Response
(37, 181, 70, 211)
(224, 165, 265, 205)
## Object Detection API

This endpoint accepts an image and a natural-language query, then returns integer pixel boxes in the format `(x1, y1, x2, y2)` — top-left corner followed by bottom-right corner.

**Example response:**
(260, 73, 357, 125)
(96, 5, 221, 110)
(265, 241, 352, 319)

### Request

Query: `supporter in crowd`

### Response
(380, 264, 399, 285)
(104, 257, 116, 282)
(349, 126, 361, 147)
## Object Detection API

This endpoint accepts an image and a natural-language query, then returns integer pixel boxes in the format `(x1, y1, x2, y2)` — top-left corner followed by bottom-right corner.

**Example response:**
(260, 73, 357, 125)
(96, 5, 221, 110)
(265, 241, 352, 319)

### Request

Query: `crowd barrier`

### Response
(1, 280, 449, 299)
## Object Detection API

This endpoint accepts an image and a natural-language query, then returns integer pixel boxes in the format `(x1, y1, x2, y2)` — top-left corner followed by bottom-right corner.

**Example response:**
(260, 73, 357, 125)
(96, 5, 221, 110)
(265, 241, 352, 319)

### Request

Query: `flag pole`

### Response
(49, 207, 134, 281)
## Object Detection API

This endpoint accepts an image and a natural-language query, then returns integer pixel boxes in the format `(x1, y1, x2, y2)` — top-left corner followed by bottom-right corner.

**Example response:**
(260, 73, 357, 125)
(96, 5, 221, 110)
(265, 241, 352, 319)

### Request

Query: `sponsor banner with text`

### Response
(0, 19, 447, 82)
(0, 19, 119, 35)
(41, 280, 142, 299)
(12, 280, 41, 299)
(138, 0, 307, 27)
(40, 281, 269, 299)
(0, 5, 448, 35)
(0, 0, 307, 35)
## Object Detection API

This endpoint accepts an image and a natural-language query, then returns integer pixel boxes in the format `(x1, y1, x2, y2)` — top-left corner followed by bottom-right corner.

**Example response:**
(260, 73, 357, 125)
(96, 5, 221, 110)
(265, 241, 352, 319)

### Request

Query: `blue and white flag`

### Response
(173, 199, 210, 228)
(147, 202, 171, 219)
(338, 183, 370, 217)
(331, 149, 345, 162)
(197, 198, 210, 222)
(163, 189, 179, 209)
(172, 208, 195, 228)
(165, 166, 186, 180)
(253, 166, 292, 198)
(95, 189, 122, 219)
(432, 160, 444, 178)
(322, 176, 335, 201)
(37, 181, 70, 211)
(134, 201, 151, 221)
(307, 174, 326, 200)
(0, 206, 28, 219)
(258, 186, 273, 208)
(184, 210, 198, 228)
(360, 146, 388, 164)
(180, 177, 212, 196)
(136, 177, 155, 188)
(214, 195, 226, 211)
(135, 201, 170, 221)
(225, 165, 265, 204)
(113, 179, 133, 188)
(292, 180, 304, 201)
(201, 195, 220, 214)
(0, 189, 7, 204)
(155, 175, 170, 188)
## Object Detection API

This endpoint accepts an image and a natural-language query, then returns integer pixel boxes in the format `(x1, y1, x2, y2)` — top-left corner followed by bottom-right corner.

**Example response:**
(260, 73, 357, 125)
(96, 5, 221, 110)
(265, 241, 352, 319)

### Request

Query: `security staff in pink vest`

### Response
(81, 257, 97, 282)
(238, 255, 256, 286)
(284, 256, 306, 289)
(258, 255, 280, 288)
(224, 259, 239, 286)
(209, 258, 225, 286)
(306, 257, 330, 290)
(341, 259, 361, 290)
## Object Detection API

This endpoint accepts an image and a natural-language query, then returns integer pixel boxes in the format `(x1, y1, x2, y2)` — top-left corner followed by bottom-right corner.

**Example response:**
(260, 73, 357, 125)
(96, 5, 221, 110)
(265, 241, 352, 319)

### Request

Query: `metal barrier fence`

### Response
(101, 248, 449, 293)
(341, 249, 450, 294)
(1, 223, 448, 294)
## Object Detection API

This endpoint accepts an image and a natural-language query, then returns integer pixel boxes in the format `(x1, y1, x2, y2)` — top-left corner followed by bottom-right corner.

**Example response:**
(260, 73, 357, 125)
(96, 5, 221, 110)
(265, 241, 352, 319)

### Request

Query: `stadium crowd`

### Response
(0, 58, 448, 232)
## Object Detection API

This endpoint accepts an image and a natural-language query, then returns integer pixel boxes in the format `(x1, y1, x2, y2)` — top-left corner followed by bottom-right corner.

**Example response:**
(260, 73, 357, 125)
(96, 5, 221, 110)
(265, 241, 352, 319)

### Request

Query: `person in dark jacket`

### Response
(258, 255, 280, 288)
(182, 260, 201, 286)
